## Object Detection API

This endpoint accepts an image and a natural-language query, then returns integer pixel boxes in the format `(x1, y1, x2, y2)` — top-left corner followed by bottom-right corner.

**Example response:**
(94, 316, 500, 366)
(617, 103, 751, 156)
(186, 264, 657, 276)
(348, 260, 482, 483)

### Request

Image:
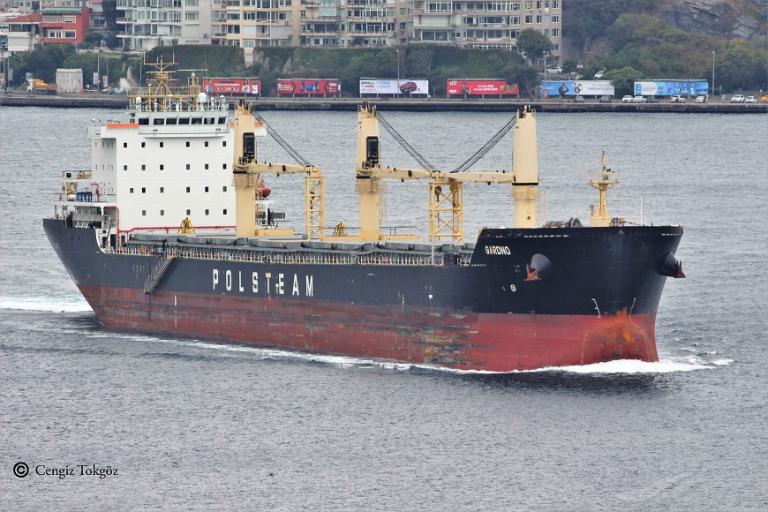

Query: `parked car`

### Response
(598, 95, 612, 103)
(621, 95, 634, 103)
(632, 96, 647, 103)
(574, 95, 585, 103)
(546, 67, 563, 74)
(670, 95, 685, 103)
(730, 94, 745, 103)
(594, 70, 605, 79)
(694, 95, 707, 103)
(744, 96, 757, 103)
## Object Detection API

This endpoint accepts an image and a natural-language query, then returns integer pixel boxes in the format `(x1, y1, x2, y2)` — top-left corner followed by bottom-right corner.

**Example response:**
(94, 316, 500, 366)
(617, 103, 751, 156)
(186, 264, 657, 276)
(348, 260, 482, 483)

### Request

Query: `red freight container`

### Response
(446, 79, 520, 97)
(276, 78, 341, 96)
(203, 78, 261, 96)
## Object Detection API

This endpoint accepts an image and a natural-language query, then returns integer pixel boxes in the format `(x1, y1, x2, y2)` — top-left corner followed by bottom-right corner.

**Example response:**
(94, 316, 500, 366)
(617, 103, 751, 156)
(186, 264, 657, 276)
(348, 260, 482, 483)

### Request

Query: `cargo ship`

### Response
(43, 61, 684, 372)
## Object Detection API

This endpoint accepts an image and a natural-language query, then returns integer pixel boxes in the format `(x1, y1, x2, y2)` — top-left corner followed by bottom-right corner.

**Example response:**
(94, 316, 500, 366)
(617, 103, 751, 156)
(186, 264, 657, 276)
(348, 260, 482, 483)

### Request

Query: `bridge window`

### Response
(191, 118, 202, 125)
(153, 118, 164, 125)
(138, 117, 149, 125)
(179, 118, 190, 125)
(167, 118, 178, 125)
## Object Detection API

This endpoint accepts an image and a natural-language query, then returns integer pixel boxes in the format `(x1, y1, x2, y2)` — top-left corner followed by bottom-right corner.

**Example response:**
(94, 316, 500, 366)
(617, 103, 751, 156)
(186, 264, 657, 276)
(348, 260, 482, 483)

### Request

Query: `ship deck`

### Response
(110, 233, 476, 267)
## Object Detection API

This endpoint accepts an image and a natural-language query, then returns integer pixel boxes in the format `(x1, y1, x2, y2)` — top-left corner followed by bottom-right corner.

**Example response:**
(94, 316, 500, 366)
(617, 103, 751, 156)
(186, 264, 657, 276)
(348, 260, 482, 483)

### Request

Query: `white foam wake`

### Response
(525, 358, 725, 375)
(130, 336, 734, 375)
(0, 296, 92, 313)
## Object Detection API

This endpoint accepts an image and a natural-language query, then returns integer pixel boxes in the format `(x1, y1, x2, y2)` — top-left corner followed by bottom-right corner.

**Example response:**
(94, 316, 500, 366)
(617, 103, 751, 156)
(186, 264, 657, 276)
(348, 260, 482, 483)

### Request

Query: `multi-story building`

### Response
(116, 0, 214, 51)
(116, 0, 561, 63)
(412, 0, 561, 62)
(0, 11, 41, 52)
(224, 0, 410, 62)
(40, 3, 90, 44)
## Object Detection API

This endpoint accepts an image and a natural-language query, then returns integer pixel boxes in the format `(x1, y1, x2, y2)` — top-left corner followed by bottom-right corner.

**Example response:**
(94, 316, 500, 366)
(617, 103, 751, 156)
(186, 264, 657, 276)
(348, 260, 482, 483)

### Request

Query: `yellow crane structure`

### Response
(232, 104, 325, 239)
(351, 104, 540, 242)
(588, 152, 619, 227)
(231, 103, 542, 243)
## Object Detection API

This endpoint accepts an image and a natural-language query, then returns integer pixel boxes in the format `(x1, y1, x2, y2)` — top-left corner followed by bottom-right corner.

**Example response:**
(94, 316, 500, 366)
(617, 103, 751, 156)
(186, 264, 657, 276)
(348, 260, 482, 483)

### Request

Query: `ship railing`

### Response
(108, 243, 455, 266)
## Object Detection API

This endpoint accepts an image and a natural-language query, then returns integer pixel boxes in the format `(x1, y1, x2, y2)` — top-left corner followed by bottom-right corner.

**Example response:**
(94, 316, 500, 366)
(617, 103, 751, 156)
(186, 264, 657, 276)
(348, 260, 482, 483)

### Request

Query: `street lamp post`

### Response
(711, 50, 716, 101)
(396, 48, 400, 97)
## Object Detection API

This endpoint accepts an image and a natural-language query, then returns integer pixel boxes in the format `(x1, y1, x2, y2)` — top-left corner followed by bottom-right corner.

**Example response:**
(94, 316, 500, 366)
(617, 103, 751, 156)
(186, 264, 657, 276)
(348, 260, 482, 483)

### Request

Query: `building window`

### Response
(160, 164, 164, 171)
(142, 210, 146, 216)
(160, 142, 164, 148)
(222, 163, 227, 170)
(160, 187, 164, 193)
(222, 186, 227, 192)
(123, 142, 127, 148)
(205, 209, 209, 215)
(186, 141, 190, 147)
(186, 209, 191, 215)
(186, 164, 191, 170)
(160, 210, 165, 216)
(186, 186, 191, 193)
(204, 141, 209, 147)
(222, 141, 227, 147)
(130, 187, 134, 193)
(205, 186, 209, 192)
(123, 165, 128, 171)
(141, 142, 146, 148)
(141, 187, 146, 193)
(141, 164, 146, 171)
(205, 164, 209, 170)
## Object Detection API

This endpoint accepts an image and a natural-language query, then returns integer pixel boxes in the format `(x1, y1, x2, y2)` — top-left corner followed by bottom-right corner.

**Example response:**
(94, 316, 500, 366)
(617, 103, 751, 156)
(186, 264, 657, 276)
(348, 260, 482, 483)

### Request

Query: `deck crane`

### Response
(232, 104, 325, 239)
(352, 104, 540, 242)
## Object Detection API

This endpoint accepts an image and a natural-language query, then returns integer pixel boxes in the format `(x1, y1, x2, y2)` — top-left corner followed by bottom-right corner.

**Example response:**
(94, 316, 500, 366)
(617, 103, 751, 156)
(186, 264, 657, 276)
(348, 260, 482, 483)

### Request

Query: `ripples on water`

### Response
(0, 107, 766, 510)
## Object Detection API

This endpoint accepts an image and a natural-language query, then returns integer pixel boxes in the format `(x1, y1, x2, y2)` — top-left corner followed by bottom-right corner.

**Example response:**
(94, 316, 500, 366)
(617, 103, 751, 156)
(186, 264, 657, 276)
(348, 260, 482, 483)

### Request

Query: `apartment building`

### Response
(412, 0, 561, 61)
(116, 0, 214, 50)
(0, 11, 41, 52)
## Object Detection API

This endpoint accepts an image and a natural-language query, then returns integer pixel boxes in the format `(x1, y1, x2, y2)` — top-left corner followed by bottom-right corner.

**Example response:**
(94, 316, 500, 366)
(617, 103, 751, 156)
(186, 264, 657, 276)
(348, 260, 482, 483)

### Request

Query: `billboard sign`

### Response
(634, 80, 708, 97)
(203, 78, 261, 96)
(541, 80, 615, 97)
(359, 79, 429, 96)
(446, 79, 519, 97)
(276, 78, 341, 96)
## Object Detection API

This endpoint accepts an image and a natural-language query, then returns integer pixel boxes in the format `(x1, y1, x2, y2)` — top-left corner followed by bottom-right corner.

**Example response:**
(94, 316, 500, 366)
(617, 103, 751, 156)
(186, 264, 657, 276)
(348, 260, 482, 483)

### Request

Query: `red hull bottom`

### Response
(81, 286, 659, 372)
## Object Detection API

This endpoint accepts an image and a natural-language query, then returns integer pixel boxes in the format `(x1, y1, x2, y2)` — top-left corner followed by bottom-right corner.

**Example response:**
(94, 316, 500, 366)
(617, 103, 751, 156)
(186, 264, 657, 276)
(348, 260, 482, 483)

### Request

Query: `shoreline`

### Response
(2, 93, 766, 113)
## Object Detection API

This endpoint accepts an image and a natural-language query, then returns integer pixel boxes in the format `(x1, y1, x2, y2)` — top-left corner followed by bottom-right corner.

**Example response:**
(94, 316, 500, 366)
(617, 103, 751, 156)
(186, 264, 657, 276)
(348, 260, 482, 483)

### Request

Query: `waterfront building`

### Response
(116, 0, 214, 50)
(0, 11, 41, 52)
(40, 1, 90, 44)
(411, 0, 561, 63)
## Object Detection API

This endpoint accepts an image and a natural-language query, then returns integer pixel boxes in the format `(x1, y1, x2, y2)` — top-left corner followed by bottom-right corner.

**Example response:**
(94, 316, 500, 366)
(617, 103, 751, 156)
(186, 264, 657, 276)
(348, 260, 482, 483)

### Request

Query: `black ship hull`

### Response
(44, 218, 683, 371)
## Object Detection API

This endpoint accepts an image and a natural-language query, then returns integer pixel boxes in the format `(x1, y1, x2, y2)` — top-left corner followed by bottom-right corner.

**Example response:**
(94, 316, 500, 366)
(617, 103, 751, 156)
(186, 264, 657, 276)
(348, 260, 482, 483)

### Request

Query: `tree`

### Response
(604, 66, 644, 96)
(516, 29, 552, 62)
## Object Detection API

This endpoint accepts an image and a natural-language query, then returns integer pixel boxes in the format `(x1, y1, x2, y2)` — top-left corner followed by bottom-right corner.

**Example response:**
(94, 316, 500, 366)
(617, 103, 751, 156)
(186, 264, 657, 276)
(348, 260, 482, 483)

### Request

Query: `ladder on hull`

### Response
(144, 256, 176, 294)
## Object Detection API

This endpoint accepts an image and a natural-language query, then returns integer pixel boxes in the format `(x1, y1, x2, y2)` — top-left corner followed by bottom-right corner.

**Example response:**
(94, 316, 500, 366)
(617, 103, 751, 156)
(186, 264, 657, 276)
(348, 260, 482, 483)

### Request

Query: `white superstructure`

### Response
(55, 65, 266, 248)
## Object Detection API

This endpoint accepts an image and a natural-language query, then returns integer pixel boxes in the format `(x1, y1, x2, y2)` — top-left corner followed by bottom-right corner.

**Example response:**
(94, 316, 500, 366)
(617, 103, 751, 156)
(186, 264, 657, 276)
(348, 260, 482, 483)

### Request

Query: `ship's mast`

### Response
(588, 152, 619, 227)
(511, 105, 539, 228)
